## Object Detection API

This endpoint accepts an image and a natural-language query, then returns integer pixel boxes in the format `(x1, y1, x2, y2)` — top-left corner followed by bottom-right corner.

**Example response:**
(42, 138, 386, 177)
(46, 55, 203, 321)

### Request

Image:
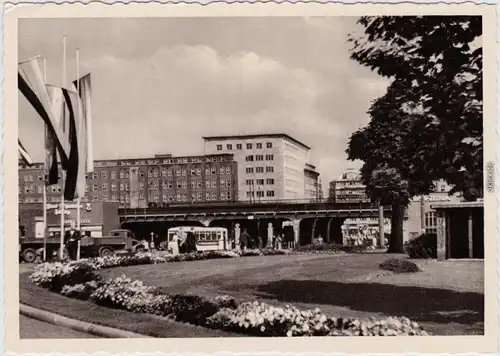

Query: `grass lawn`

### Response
(100, 253, 484, 335)
(20, 253, 484, 337)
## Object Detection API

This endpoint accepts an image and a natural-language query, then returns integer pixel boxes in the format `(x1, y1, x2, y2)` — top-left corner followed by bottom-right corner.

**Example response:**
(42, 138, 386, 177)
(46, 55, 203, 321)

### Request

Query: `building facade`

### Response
(19, 154, 239, 208)
(203, 134, 320, 201)
(329, 168, 370, 204)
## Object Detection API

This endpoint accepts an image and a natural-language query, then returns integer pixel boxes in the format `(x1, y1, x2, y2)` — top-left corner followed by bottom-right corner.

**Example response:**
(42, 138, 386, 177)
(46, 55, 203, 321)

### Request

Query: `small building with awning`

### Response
(431, 201, 484, 261)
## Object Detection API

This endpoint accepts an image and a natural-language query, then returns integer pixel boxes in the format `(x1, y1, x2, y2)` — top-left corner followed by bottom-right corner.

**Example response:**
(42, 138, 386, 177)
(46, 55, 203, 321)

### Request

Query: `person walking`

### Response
(240, 228, 250, 251)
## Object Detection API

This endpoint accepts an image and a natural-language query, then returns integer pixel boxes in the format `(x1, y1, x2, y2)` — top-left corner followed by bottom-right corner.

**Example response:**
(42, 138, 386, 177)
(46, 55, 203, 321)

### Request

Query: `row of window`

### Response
(245, 179, 274, 185)
(245, 166, 274, 174)
(84, 179, 233, 193)
(21, 166, 233, 184)
(217, 142, 273, 151)
(246, 190, 275, 198)
(245, 155, 274, 162)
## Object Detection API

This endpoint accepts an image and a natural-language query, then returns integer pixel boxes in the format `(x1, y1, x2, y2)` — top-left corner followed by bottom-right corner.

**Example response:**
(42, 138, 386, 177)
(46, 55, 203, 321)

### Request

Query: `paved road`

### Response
(20, 315, 101, 339)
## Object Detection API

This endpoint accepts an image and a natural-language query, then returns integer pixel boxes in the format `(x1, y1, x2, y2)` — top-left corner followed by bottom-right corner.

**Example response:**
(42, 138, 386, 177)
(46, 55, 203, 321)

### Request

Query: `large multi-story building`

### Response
(329, 169, 370, 204)
(19, 153, 238, 208)
(202, 134, 320, 201)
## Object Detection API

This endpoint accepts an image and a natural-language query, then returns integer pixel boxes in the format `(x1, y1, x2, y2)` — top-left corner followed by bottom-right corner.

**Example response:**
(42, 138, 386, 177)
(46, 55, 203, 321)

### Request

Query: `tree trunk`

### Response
(387, 202, 405, 253)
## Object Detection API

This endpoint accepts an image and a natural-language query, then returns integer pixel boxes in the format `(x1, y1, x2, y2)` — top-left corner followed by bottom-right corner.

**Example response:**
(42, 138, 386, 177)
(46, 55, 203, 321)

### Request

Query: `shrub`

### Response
(29, 260, 101, 292)
(162, 294, 224, 325)
(379, 258, 420, 274)
(295, 244, 367, 254)
(404, 233, 437, 259)
(60, 280, 100, 300)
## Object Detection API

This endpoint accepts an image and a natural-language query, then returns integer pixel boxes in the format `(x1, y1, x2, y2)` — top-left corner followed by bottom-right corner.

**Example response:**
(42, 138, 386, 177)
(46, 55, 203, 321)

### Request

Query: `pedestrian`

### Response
(171, 232, 180, 256)
(257, 235, 262, 249)
(240, 228, 250, 251)
(276, 234, 283, 250)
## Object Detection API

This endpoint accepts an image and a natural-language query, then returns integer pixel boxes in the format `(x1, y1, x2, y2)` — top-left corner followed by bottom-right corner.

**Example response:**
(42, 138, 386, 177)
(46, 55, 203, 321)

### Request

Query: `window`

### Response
(119, 171, 125, 179)
(101, 172, 108, 180)
(225, 167, 231, 175)
(211, 179, 217, 188)
(191, 169, 196, 176)
(93, 196, 99, 201)
(191, 193, 196, 201)
(256, 167, 264, 173)
(217, 145, 223, 151)
(125, 195, 130, 202)
(102, 183, 108, 192)
(197, 192, 202, 201)
(111, 194, 117, 202)
(211, 192, 217, 200)
(161, 168, 168, 177)
(246, 143, 252, 149)
(256, 179, 264, 185)
(267, 142, 272, 148)
(111, 183, 117, 191)
(226, 180, 231, 187)
(191, 181, 197, 189)
(246, 167, 254, 174)
(220, 179, 226, 188)
(424, 211, 438, 234)
(197, 181, 203, 188)
(196, 168, 201, 176)
(227, 191, 231, 200)
(205, 180, 210, 188)
(246, 155, 254, 162)
(256, 143, 262, 149)
(246, 179, 254, 186)
(246, 191, 254, 198)
(111, 171, 117, 179)
(211, 167, 217, 175)
(221, 192, 226, 200)
(119, 183, 124, 191)
(182, 180, 187, 189)
(167, 170, 173, 177)
(121, 195, 126, 203)
(256, 155, 264, 161)
(37, 185, 44, 194)
(227, 144, 232, 150)
(266, 154, 274, 161)
(266, 166, 274, 173)
(206, 192, 211, 201)
(266, 178, 275, 185)
(182, 169, 187, 176)
(154, 169, 159, 177)
(175, 169, 181, 176)
(236, 144, 242, 150)
(177, 181, 182, 189)
(256, 191, 265, 198)
(139, 182, 145, 190)
(205, 168, 211, 176)
(176, 193, 182, 201)
(93, 184, 98, 192)
(139, 171, 145, 178)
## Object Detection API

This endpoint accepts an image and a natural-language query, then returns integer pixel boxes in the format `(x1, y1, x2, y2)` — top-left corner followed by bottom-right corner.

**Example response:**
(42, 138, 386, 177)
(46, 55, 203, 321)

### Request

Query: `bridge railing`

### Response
(119, 199, 391, 215)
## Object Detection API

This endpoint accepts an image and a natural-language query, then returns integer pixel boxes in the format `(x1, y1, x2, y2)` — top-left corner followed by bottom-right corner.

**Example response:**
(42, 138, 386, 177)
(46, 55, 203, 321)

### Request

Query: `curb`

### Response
(20, 304, 151, 339)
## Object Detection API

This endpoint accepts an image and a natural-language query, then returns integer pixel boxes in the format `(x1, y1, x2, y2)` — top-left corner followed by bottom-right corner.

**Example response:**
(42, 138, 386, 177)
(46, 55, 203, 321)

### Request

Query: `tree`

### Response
(347, 16, 483, 252)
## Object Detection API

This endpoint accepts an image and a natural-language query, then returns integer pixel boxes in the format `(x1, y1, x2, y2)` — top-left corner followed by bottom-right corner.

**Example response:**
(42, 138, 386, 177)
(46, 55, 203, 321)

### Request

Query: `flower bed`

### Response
(29, 260, 430, 337)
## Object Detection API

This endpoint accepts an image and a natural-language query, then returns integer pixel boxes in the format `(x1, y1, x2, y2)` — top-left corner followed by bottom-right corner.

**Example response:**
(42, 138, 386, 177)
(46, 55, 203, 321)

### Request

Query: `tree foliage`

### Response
(346, 16, 483, 251)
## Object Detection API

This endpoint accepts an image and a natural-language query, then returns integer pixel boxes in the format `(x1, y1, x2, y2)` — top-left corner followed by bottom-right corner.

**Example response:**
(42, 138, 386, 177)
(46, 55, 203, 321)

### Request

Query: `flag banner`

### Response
(47, 84, 86, 201)
(44, 127, 59, 185)
(73, 73, 94, 173)
(46, 85, 71, 170)
(18, 58, 70, 162)
(18, 140, 33, 166)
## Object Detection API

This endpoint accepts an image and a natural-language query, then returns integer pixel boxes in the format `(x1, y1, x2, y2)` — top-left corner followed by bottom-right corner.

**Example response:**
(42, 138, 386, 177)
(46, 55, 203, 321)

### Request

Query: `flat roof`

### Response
(202, 133, 311, 150)
(431, 201, 484, 210)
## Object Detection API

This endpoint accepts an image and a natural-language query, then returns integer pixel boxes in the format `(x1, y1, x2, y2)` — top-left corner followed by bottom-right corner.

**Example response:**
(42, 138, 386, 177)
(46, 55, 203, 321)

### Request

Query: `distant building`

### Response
(203, 134, 320, 201)
(329, 169, 370, 204)
(18, 153, 239, 208)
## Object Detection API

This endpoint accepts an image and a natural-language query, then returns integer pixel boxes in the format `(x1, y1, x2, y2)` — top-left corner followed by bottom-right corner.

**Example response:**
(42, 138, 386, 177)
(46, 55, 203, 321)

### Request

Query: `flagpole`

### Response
(76, 48, 81, 260)
(59, 35, 67, 260)
(43, 56, 48, 262)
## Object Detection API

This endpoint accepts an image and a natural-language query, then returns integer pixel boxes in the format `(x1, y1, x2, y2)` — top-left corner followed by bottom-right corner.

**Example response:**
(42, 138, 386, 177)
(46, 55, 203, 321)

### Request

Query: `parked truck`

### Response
(19, 228, 145, 263)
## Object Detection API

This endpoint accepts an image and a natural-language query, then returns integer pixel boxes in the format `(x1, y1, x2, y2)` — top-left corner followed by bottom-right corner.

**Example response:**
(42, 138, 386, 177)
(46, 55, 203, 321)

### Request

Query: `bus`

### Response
(166, 226, 229, 252)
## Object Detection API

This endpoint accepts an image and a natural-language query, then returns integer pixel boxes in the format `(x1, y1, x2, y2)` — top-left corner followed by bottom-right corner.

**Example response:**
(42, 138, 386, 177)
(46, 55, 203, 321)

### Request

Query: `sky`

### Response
(18, 17, 391, 187)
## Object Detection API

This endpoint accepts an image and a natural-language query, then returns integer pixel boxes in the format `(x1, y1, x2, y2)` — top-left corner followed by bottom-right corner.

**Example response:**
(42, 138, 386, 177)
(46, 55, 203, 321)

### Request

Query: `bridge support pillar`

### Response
(326, 218, 333, 243)
(292, 218, 301, 247)
(234, 223, 241, 250)
(267, 223, 274, 248)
